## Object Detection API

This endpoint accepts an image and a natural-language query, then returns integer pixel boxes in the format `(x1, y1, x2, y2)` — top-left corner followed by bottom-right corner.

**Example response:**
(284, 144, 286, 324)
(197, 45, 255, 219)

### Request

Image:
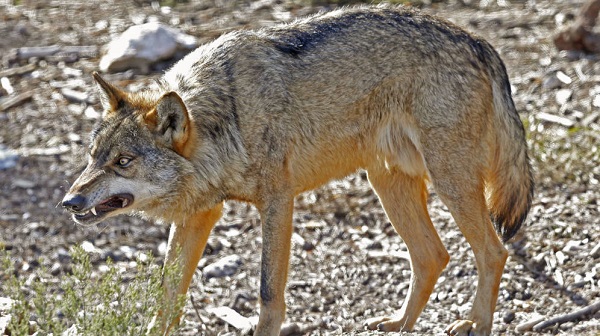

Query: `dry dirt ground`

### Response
(0, 0, 599, 335)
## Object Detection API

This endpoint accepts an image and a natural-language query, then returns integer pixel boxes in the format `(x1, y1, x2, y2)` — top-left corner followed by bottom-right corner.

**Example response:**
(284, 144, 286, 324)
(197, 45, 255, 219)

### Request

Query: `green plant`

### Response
(0, 246, 185, 335)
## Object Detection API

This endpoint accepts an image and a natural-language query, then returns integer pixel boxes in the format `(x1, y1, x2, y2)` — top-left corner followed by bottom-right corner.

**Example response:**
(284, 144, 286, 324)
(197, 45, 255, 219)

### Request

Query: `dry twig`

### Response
(532, 301, 600, 331)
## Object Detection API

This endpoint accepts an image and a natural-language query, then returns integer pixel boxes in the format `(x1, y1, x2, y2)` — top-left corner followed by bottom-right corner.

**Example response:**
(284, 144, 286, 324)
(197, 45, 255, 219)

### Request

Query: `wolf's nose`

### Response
(62, 194, 86, 212)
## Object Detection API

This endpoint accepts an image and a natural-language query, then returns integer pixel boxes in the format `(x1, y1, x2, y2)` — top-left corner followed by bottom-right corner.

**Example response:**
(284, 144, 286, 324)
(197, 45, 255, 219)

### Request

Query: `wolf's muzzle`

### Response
(62, 194, 86, 212)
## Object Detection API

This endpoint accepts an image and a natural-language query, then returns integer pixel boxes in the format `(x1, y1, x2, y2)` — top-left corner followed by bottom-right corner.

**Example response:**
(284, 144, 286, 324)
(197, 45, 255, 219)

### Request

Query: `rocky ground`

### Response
(0, 0, 599, 335)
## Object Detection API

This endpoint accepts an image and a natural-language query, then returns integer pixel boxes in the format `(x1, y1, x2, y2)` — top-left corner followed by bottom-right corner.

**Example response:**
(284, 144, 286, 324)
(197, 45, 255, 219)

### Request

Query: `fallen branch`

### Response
(0, 63, 36, 78)
(532, 301, 600, 331)
(536, 112, 575, 128)
(0, 91, 34, 112)
(515, 316, 545, 332)
(14, 45, 98, 61)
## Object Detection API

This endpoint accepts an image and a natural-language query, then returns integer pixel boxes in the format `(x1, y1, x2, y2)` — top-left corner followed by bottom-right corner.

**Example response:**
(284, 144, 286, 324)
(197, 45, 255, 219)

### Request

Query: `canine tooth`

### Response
(122, 199, 128, 207)
(91, 207, 97, 216)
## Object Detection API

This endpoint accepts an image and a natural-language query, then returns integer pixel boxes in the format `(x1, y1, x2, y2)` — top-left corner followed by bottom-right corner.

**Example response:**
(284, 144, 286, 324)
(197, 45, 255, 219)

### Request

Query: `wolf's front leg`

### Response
(150, 203, 224, 335)
(254, 195, 294, 336)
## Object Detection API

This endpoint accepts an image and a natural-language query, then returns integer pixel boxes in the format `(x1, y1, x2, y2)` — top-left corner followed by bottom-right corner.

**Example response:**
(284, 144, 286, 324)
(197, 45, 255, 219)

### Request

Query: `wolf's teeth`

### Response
(122, 199, 128, 207)
(91, 207, 97, 216)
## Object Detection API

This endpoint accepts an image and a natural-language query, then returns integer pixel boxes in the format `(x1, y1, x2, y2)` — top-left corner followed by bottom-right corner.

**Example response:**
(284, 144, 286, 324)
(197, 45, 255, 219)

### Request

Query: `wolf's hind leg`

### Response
(423, 143, 507, 336)
(365, 168, 449, 332)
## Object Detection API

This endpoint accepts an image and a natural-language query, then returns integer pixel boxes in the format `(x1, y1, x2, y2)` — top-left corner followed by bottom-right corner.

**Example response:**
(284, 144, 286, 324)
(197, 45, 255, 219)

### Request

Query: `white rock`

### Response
(555, 88, 573, 105)
(80, 241, 100, 254)
(542, 75, 561, 90)
(202, 255, 243, 279)
(556, 71, 572, 85)
(99, 22, 196, 73)
(207, 306, 253, 331)
(592, 94, 600, 108)
(84, 106, 100, 119)
(542, 71, 571, 90)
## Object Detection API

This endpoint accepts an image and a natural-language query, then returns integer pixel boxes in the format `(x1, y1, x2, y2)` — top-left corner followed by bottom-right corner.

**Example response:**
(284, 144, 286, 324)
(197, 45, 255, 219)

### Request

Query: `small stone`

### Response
(84, 106, 100, 119)
(202, 255, 243, 279)
(204, 237, 223, 255)
(555, 89, 573, 105)
(67, 133, 81, 143)
(60, 88, 90, 103)
(157, 241, 168, 255)
(590, 242, 600, 259)
(539, 56, 552, 66)
(49, 262, 62, 276)
(12, 179, 35, 189)
(81, 241, 99, 254)
(556, 71, 572, 85)
(0, 147, 18, 170)
(592, 95, 600, 108)
(542, 75, 561, 90)
(95, 20, 108, 31)
(562, 240, 583, 253)
(503, 310, 515, 324)
(542, 71, 571, 90)
(207, 306, 253, 331)
(119, 245, 136, 260)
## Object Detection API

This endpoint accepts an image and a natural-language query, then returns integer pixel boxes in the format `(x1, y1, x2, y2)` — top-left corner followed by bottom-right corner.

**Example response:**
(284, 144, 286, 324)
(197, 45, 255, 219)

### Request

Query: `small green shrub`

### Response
(0, 246, 185, 336)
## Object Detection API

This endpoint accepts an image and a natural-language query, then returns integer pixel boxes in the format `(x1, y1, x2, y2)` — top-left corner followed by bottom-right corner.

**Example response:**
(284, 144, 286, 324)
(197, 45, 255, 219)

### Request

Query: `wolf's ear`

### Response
(145, 91, 192, 154)
(92, 72, 124, 115)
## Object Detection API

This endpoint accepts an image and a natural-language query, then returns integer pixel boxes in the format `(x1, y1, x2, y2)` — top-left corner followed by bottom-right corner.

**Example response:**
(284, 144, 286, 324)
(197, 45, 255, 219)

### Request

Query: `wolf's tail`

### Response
(486, 54, 534, 242)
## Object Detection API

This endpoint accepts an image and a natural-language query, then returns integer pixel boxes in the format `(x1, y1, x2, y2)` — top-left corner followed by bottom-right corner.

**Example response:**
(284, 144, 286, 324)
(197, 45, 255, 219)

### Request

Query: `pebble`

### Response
(0, 147, 18, 170)
(503, 310, 515, 324)
(555, 88, 573, 105)
(202, 254, 243, 279)
(157, 241, 168, 256)
(206, 306, 253, 331)
(204, 237, 223, 255)
(592, 95, 600, 108)
(590, 242, 600, 259)
(80, 241, 100, 254)
(292, 232, 314, 251)
(119, 245, 136, 260)
(12, 179, 35, 189)
(60, 88, 90, 103)
(542, 71, 571, 90)
(84, 106, 100, 119)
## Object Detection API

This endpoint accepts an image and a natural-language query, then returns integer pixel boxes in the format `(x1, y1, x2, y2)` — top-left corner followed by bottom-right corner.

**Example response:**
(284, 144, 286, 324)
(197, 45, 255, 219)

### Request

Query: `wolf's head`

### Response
(62, 73, 199, 226)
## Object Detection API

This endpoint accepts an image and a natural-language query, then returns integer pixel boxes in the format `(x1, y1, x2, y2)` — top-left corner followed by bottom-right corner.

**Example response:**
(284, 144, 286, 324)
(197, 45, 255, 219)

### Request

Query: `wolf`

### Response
(62, 5, 533, 336)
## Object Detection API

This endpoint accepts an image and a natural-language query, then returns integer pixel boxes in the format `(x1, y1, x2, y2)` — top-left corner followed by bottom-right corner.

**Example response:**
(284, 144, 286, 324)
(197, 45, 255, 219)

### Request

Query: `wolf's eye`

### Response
(116, 157, 133, 168)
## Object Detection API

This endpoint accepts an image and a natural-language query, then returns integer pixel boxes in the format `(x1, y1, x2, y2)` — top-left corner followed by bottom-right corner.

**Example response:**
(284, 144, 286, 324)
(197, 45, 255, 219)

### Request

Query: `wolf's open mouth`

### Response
(74, 193, 134, 221)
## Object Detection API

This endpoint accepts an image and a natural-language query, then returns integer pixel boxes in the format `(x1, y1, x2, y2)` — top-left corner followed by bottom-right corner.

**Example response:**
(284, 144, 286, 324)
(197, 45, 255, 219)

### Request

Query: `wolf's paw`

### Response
(363, 315, 410, 332)
(445, 320, 490, 336)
